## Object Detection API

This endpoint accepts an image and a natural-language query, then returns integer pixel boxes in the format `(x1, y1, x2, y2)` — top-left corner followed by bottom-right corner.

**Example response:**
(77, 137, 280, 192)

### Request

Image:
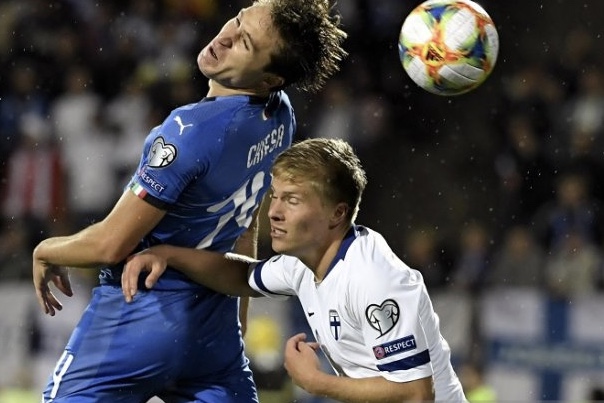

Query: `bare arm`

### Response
(232, 211, 260, 336)
(284, 333, 435, 403)
(122, 244, 261, 302)
(33, 190, 166, 315)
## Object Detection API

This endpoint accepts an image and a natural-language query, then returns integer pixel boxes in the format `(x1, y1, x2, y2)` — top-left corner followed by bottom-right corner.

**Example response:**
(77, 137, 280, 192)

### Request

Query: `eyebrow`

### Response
(272, 189, 306, 199)
(239, 9, 257, 51)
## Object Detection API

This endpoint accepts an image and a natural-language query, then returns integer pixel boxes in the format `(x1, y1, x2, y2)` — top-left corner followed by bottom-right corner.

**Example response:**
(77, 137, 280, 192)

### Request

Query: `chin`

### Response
(197, 51, 214, 76)
(197, 56, 205, 74)
(271, 241, 288, 255)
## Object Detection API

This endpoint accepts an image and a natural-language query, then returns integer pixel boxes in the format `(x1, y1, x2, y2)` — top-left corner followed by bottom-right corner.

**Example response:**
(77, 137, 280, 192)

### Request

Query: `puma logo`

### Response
(174, 116, 193, 135)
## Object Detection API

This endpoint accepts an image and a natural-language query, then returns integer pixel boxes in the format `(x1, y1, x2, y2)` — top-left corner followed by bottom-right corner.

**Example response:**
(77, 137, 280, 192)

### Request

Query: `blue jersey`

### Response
(100, 93, 294, 289)
(43, 93, 294, 403)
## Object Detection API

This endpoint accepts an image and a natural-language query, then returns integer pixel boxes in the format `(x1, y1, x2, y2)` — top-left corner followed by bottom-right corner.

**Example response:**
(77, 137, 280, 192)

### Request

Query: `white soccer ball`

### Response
(398, 0, 499, 96)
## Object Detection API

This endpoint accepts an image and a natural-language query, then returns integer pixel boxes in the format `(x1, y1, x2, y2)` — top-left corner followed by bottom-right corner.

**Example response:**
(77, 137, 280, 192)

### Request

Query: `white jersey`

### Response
(249, 225, 467, 402)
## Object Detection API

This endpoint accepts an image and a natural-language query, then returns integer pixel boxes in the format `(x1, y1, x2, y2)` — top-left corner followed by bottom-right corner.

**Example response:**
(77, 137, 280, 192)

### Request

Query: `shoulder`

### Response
(259, 254, 304, 274)
(347, 226, 422, 287)
(169, 97, 262, 125)
(252, 254, 309, 294)
(277, 91, 293, 109)
(347, 226, 395, 267)
(157, 100, 241, 151)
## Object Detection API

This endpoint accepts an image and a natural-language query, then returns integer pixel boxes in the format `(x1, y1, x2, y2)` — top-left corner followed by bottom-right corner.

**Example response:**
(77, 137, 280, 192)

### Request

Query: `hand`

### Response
(33, 259, 73, 316)
(122, 250, 168, 302)
(284, 333, 322, 392)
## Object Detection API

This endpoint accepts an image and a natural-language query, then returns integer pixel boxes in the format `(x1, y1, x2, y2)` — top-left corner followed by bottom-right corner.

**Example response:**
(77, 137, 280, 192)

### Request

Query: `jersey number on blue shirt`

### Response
(196, 171, 265, 249)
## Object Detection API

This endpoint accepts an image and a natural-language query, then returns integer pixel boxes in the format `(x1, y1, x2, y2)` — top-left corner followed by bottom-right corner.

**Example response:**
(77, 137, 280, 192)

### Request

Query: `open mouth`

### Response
(271, 227, 286, 236)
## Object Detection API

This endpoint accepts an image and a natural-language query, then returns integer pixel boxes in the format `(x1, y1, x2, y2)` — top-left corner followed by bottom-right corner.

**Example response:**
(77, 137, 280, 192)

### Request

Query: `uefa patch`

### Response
(372, 335, 417, 360)
(365, 299, 400, 338)
(148, 136, 177, 168)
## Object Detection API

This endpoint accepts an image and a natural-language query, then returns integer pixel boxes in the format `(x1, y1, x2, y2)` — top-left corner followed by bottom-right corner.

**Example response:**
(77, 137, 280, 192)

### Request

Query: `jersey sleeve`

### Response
(353, 257, 434, 384)
(128, 110, 220, 208)
(248, 255, 295, 300)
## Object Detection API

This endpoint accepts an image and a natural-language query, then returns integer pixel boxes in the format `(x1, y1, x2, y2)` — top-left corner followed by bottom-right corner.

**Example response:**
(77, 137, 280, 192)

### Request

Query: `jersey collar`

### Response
(201, 93, 274, 104)
(324, 225, 362, 279)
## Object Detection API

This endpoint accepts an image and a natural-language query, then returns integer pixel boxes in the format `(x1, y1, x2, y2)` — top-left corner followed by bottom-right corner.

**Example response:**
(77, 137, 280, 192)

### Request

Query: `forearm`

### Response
(33, 223, 124, 268)
(301, 372, 433, 403)
(232, 218, 259, 335)
(33, 191, 165, 269)
(233, 216, 258, 259)
(153, 245, 259, 297)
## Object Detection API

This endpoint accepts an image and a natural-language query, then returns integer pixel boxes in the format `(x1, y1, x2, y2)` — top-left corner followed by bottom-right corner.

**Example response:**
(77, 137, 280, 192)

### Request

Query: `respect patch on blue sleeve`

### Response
(372, 335, 417, 360)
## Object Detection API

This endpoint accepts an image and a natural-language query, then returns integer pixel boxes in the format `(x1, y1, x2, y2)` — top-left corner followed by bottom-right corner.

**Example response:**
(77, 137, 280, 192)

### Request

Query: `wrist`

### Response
(303, 369, 329, 396)
(149, 244, 171, 259)
(33, 240, 48, 262)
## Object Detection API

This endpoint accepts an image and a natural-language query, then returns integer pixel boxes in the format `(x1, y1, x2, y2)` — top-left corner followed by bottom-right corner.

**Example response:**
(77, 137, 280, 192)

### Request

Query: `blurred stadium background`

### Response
(1, 0, 604, 402)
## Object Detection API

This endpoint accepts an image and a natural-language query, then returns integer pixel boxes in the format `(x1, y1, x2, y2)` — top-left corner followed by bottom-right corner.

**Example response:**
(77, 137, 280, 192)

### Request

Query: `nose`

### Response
(217, 35, 233, 48)
(268, 198, 283, 222)
(216, 19, 241, 48)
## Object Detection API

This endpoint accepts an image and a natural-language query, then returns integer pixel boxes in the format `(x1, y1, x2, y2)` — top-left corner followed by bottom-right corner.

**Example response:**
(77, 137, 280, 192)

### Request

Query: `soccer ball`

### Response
(398, 0, 499, 96)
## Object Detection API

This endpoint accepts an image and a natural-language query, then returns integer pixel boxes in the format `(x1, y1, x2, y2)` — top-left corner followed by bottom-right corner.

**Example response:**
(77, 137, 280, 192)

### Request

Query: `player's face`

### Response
(268, 177, 335, 262)
(198, 4, 282, 93)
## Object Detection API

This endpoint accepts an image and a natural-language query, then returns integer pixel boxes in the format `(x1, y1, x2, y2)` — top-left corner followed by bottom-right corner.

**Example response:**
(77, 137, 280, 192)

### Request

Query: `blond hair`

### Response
(272, 138, 367, 221)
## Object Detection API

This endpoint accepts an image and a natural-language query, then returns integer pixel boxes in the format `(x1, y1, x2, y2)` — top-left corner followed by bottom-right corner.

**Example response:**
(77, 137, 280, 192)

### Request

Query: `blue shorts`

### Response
(42, 285, 258, 403)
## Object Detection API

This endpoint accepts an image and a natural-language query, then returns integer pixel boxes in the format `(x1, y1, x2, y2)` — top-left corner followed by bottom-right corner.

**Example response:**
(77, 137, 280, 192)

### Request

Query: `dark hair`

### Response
(261, 0, 347, 93)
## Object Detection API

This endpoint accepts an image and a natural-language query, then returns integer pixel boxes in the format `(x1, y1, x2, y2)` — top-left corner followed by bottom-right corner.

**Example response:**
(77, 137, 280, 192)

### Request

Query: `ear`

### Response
(329, 203, 349, 228)
(262, 73, 285, 91)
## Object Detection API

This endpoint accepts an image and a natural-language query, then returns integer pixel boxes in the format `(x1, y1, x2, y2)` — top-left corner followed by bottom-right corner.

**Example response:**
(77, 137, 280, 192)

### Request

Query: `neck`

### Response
(207, 80, 271, 98)
(303, 225, 352, 283)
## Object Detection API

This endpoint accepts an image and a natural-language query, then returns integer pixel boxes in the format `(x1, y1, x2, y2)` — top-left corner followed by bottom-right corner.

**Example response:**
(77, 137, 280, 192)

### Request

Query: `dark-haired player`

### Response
(33, 1, 347, 401)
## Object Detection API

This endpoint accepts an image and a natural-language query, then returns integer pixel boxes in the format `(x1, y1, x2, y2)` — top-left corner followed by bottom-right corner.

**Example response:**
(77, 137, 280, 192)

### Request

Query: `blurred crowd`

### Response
(1, 0, 604, 402)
